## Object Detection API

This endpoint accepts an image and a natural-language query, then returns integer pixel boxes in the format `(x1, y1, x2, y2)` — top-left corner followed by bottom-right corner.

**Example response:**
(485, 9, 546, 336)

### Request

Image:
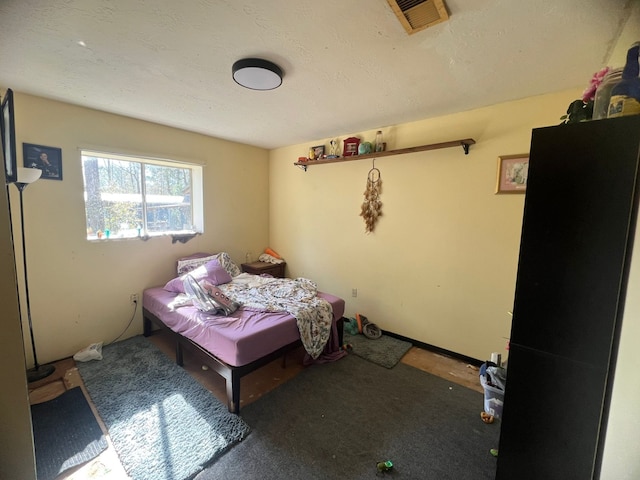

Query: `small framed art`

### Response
(495, 154, 528, 194)
(312, 145, 324, 159)
(23, 143, 63, 180)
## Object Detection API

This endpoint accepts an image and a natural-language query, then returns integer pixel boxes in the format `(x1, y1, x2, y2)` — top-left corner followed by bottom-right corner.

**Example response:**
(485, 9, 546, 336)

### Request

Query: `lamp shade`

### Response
(232, 58, 283, 90)
(16, 167, 42, 185)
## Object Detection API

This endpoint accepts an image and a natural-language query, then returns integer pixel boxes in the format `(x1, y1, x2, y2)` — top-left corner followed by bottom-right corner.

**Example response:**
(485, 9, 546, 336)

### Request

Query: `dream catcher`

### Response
(359, 162, 382, 233)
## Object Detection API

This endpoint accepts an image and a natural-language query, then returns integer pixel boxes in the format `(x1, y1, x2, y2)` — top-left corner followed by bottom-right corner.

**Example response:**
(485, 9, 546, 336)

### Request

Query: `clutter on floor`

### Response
(479, 361, 506, 419)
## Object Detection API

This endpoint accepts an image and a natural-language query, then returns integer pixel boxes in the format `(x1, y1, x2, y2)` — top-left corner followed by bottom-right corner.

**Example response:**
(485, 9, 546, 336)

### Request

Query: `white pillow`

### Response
(176, 252, 241, 277)
(177, 254, 217, 275)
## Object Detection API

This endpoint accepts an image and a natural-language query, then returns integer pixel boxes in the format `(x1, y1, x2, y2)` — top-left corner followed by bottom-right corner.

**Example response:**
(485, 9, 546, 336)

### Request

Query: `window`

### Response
(81, 150, 203, 240)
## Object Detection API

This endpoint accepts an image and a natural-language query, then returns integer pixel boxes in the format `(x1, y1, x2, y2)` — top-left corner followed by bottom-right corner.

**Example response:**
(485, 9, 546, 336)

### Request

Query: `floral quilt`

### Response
(218, 274, 333, 359)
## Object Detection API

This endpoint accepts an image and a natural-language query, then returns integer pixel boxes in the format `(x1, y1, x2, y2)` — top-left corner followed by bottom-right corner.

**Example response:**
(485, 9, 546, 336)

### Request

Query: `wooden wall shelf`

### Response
(293, 138, 476, 171)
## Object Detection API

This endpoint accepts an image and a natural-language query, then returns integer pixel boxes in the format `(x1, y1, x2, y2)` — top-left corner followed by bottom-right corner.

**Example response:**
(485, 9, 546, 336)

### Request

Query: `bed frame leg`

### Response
(227, 371, 241, 414)
(143, 316, 152, 337)
(176, 342, 184, 367)
(337, 317, 345, 347)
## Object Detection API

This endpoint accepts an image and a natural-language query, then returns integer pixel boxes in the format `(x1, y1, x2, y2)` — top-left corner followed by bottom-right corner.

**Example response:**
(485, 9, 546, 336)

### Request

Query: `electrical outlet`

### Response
(130, 293, 139, 304)
(352, 288, 358, 298)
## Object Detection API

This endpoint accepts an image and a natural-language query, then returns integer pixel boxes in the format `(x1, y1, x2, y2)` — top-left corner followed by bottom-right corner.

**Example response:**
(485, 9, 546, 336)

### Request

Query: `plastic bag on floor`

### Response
(486, 365, 507, 390)
(73, 342, 103, 362)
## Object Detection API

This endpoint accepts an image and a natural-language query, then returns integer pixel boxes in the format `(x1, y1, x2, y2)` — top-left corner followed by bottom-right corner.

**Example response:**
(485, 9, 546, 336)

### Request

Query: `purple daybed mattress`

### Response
(143, 287, 345, 367)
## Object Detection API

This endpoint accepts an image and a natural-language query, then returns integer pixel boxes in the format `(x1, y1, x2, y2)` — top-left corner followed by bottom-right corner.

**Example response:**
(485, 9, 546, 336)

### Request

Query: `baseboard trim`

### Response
(382, 330, 484, 367)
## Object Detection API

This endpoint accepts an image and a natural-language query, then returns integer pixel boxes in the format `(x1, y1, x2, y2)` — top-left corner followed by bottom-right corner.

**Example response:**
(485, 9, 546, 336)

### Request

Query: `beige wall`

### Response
(10, 93, 271, 365)
(269, 89, 578, 361)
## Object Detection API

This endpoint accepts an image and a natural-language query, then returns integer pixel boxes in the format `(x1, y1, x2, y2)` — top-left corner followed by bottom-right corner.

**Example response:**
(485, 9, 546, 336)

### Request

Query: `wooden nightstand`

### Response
(241, 261, 286, 278)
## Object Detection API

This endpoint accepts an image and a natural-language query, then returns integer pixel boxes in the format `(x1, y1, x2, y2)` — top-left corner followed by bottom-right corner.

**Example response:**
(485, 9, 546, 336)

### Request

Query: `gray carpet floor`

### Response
(77, 336, 250, 480)
(195, 353, 499, 480)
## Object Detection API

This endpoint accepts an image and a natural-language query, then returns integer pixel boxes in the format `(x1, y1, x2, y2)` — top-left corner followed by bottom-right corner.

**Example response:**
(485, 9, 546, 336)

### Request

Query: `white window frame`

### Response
(81, 149, 204, 240)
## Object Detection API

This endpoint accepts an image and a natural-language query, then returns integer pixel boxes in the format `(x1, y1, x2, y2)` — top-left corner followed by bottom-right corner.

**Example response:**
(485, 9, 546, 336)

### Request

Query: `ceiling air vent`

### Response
(387, 0, 449, 35)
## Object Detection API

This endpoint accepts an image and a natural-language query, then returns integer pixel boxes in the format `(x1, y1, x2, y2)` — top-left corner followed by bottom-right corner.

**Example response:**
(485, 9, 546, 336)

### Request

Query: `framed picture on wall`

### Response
(1, 88, 17, 184)
(23, 143, 63, 180)
(495, 154, 529, 194)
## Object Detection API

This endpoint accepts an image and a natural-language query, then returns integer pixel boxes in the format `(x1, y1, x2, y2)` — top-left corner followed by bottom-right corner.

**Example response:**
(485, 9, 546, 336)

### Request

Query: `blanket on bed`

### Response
(219, 274, 333, 360)
(171, 273, 334, 360)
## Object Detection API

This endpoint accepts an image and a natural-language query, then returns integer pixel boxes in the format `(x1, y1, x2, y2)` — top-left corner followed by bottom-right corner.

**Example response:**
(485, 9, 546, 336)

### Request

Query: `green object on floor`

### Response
(377, 460, 393, 472)
(490, 448, 499, 457)
(344, 317, 359, 335)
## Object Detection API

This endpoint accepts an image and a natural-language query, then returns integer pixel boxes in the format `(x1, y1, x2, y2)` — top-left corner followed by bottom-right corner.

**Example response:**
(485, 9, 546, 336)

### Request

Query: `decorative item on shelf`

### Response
(560, 67, 610, 124)
(343, 137, 360, 156)
(608, 41, 640, 118)
(298, 156, 308, 163)
(593, 67, 623, 120)
(358, 141, 373, 155)
(312, 145, 325, 159)
(327, 139, 339, 158)
(308, 147, 315, 161)
(375, 131, 385, 152)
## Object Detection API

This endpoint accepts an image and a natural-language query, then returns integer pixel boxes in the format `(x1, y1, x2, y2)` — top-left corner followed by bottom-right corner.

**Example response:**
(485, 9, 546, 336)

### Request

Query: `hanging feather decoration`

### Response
(359, 166, 382, 233)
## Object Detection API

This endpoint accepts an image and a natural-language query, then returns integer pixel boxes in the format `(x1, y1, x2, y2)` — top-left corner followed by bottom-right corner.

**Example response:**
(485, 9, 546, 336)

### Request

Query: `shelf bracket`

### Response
(296, 163, 308, 172)
(461, 141, 471, 155)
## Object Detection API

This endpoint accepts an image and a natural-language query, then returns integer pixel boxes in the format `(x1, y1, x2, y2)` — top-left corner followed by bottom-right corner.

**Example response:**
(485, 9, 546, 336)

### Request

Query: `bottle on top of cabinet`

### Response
(608, 42, 640, 118)
(593, 68, 623, 120)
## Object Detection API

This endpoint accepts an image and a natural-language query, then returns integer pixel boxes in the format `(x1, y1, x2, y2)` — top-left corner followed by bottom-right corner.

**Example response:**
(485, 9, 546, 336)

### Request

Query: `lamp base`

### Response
(27, 364, 55, 383)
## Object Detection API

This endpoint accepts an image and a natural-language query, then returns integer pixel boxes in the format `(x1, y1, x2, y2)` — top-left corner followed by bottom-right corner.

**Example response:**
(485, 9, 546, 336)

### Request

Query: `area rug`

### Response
(76, 335, 250, 480)
(194, 354, 499, 480)
(344, 331, 413, 368)
(31, 386, 108, 480)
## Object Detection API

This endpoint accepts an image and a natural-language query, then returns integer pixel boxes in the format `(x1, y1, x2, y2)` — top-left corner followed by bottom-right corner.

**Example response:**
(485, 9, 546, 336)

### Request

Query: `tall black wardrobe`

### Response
(496, 115, 640, 479)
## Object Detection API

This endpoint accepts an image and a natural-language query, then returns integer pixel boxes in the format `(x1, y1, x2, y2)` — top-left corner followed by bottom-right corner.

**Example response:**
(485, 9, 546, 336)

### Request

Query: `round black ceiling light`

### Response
(232, 58, 283, 91)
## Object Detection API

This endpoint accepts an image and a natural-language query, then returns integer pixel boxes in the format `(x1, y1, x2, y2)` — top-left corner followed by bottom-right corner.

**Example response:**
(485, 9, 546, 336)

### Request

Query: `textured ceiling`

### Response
(0, 0, 634, 149)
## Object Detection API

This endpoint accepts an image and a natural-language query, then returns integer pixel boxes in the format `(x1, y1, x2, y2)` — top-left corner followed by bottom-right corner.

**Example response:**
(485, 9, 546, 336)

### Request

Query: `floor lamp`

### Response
(13, 167, 55, 382)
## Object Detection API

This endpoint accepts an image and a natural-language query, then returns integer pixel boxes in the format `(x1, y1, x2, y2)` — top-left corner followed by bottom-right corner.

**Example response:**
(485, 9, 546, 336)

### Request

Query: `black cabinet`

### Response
(496, 116, 640, 480)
